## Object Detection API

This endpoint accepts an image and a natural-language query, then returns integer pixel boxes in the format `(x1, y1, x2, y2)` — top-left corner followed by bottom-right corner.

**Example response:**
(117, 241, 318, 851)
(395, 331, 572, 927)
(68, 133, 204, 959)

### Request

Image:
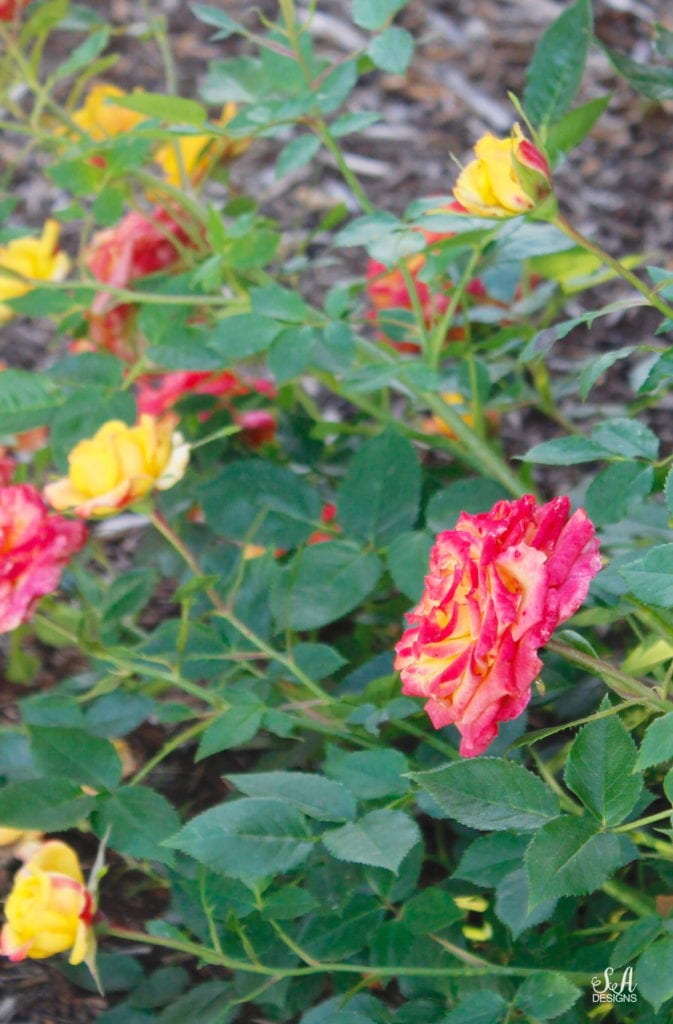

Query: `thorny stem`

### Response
(149, 511, 333, 704)
(102, 925, 598, 984)
(546, 638, 671, 711)
(553, 214, 673, 322)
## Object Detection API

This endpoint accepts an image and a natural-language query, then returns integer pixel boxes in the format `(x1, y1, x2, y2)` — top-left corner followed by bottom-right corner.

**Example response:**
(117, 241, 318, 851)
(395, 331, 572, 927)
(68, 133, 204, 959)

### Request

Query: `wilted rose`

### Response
(395, 495, 601, 756)
(44, 414, 189, 518)
(0, 484, 86, 633)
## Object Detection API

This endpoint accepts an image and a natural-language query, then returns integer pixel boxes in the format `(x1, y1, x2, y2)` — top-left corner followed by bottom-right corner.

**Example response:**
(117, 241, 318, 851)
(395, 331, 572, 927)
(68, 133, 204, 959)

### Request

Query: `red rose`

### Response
(0, 485, 87, 633)
(395, 495, 601, 757)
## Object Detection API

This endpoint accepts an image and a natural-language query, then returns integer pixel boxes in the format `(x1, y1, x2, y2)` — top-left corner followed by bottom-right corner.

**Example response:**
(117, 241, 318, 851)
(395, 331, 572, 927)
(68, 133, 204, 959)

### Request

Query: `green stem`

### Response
(553, 214, 673, 321)
(102, 925, 596, 983)
(613, 809, 673, 834)
(601, 879, 656, 917)
(129, 718, 213, 785)
(546, 638, 670, 711)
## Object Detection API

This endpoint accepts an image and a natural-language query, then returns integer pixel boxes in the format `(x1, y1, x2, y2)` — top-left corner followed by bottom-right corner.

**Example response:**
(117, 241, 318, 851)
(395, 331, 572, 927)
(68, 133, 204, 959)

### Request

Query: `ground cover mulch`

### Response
(1, 0, 672, 1019)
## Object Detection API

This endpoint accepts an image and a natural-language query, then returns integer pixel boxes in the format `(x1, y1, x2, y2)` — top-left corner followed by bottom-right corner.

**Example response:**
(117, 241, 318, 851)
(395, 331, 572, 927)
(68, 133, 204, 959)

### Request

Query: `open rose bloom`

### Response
(0, 841, 95, 966)
(0, 484, 86, 633)
(395, 495, 602, 757)
(44, 414, 189, 517)
(453, 124, 553, 218)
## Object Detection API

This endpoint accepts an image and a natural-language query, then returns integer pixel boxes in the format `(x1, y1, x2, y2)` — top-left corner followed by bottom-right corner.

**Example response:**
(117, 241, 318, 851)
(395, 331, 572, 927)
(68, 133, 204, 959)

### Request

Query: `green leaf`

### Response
(636, 712, 673, 771)
(495, 868, 557, 939)
(386, 530, 433, 602)
(564, 710, 642, 825)
(29, 727, 122, 791)
(603, 46, 673, 101)
(334, 210, 402, 248)
(438, 992, 508, 1024)
(322, 809, 420, 872)
(523, 0, 593, 127)
(55, 26, 110, 79)
(276, 135, 321, 178)
(250, 283, 309, 322)
(331, 111, 380, 136)
(292, 643, 346, 680)
(637, 937, 673, 1011)
(267, 326, 315, 384)
(196, 695, 264, 759)
(411, 758, 560, 831)
(165, 798, 313, 879)
(102, 569, 157, 624)
(591, 417, 659, 460)
(612, 916, 663, 968)
(272, 541, 383, 630)
(578, 345, 637, 400)
(108, 92, 206, 125)
(620, 544, 673, 607)
(49, 352, 124, 389)
(403, 887, 463, 934)
(0, 369, 62, 433)
(367, 26, 414, 74)
(519, 435, 609, 465)
(544, 95, 611, 161)
(514, 972, 581, 1020)
(260, 886, 318, 921)
(352, 0, 406, 31)
(206, 313, 282, 360)
(425, 479, 509, 532)
(525, 816, 637, 907)
(454, 832, 531, 887)
(584, 462, 653, 527)
(224, 771, 356, 822)
(84, 693, 154, 739)
(337, 430, 421, 545)
(199, 459, 321, 548)
(324, 747, 410, 798)
(93, 787, 181, 864)
(189, 4, 242, 37)
(0, 779, 95, 830)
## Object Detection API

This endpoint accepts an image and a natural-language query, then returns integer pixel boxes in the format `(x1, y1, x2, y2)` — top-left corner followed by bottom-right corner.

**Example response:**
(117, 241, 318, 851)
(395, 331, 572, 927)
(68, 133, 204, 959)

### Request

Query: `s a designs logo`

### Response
(591, 966, 638, 1004)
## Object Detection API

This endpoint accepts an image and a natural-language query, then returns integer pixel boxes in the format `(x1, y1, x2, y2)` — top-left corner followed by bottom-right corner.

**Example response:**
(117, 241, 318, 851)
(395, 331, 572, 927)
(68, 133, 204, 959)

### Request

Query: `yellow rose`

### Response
(71, 83, 147, 141)
(0, 220, 70, 322)
(0, 827, 43, 861)
(453, 124, 553, 218)
(44, 414, 190, 518)
(0, 841, 94, 965)
(155, 103, 250, 186)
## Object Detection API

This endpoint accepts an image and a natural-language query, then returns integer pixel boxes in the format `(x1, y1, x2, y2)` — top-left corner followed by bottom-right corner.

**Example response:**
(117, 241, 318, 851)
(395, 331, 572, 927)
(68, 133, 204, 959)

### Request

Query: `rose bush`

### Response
(2, 1, 673, 1021)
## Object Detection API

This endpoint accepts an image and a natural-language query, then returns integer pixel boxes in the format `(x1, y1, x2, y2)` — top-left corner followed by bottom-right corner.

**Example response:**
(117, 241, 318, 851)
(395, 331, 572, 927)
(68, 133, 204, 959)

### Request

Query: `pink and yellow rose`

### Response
(395, 495, 601, 757)
(0, 484, 86, 634)
(453, 124, 553, 218)
(0, 841, 95, 966)
(44, 414, 189, 518)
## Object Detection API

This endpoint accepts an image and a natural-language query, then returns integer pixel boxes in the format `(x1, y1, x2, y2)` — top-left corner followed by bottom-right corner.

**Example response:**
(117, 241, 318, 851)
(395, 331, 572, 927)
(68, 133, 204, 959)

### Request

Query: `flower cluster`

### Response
(395, 495, 601, 757)
(1, 841, 95, 967)
(0, 484, 86, 633)
(0, 221, 70, 322)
